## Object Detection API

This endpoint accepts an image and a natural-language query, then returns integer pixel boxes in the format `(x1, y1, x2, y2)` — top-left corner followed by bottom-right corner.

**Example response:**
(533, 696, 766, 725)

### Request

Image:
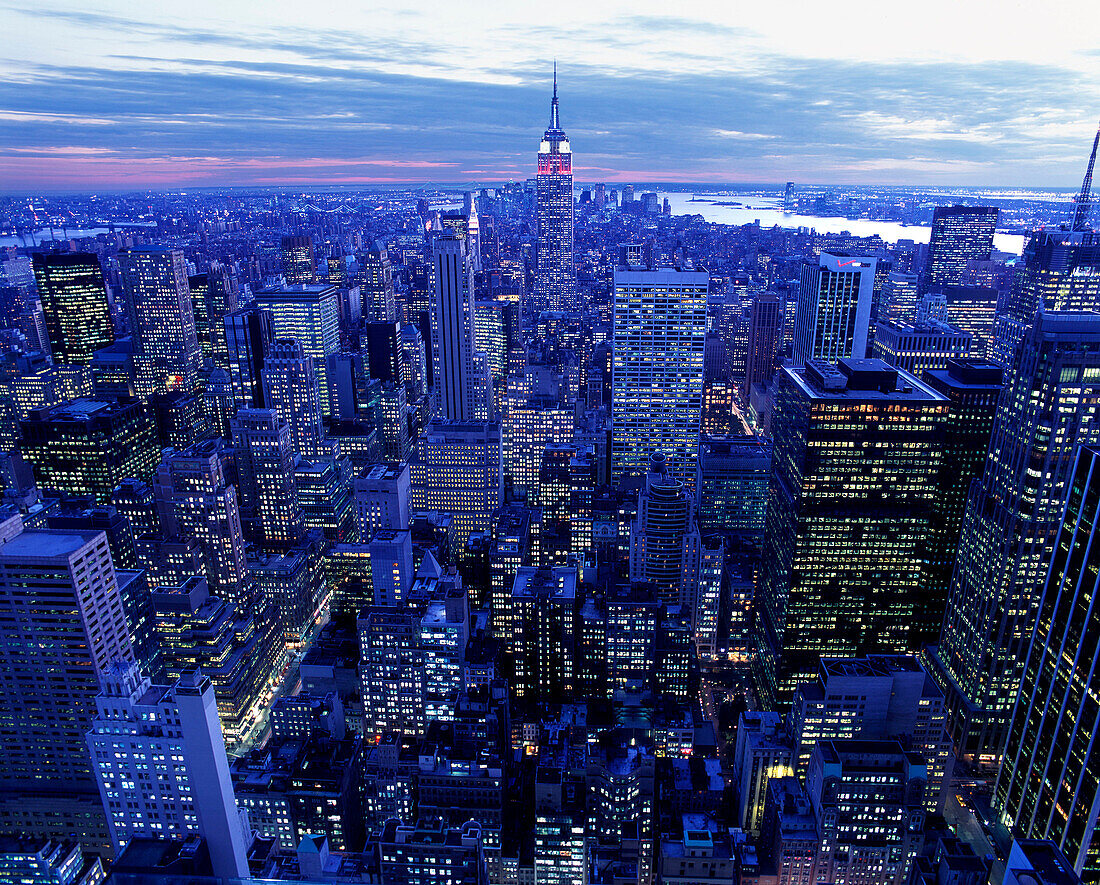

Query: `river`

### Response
(656, 192, 1026, 255)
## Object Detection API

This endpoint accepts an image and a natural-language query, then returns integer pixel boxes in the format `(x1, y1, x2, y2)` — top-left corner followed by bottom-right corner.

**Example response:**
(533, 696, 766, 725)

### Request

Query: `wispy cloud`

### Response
(1, 2, 1098, 190)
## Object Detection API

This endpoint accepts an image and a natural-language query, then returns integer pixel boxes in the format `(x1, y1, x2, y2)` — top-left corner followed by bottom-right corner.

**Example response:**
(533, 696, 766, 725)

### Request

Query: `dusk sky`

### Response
(2, 0, 1099, 191)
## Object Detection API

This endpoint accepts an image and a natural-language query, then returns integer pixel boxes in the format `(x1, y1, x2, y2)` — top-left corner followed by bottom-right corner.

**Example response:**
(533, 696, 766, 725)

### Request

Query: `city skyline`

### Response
(2, 2, 1100, 190)
(4, 10, 1100, 884)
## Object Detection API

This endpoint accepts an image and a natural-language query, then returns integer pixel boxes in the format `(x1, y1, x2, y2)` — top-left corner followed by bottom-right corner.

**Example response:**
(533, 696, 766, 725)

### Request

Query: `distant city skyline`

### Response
(1, 1, 1099, 190)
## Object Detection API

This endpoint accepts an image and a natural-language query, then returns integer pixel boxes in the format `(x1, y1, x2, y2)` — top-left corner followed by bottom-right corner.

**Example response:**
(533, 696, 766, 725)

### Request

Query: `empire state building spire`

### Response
(1072, 118, 1100, 232)
(535, 66, 575, 311)
(550, 61, 560, 130)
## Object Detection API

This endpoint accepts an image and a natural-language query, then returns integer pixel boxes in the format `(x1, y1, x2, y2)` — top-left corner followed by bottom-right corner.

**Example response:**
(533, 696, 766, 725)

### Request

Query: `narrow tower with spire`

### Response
(535, 64, 576, 311)
(1072, 118, 1100, 231)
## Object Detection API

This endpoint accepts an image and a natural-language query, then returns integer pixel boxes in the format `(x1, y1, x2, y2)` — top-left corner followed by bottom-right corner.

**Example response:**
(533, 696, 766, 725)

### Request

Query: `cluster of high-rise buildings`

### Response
(0, 81, 1098, 885)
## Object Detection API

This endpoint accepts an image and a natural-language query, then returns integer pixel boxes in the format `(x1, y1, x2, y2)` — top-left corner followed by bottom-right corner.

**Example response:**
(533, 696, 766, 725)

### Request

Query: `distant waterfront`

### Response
(657, 192, 1027, 255)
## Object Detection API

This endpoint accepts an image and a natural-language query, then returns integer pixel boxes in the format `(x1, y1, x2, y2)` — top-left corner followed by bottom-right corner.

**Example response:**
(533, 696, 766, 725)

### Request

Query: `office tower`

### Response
(475, 299, 515, 382)
(605, 587, 660, 693)
(504, 566, 576, 700)
(32, 253, 113, 365)
(441, 196, 482, 274)
(20, 398, 160, 504)
(871, 318, 973, 375)
(612, 267, 709, 487)
(535, 70, 576, 310)
(789, 655, 952, 813)
(628, 453, 701, 610)
(989, 229, 1100, 369)
(996, 444, 1100, 879)
(409, 419, 502, 554)
(149, 389, 209, 450)
(502, 395, 572, 499)
(929, 313, 1100, 763)
(375, 383, 409, 461)
(487, 507, 533, 632)
(222, 306, 274, 410)
(112, 478, 157, 537)
(153, 576, 281, 750)
(231, 408, 304, 548)
(696, 434, 772, 541)
(202, 261, 240, 363)
(358, 605, 424, 739)
(881, 270, 921, 324)
(353, 462, 410, 540)
(365, 320, 403, 385)
(744, 292, 784, 397)
(280, 234, 315, 284)
(805, 740, 927, 885)
(533, 767, 586, 885)
(931, 285, 999, 356)
(253, 285, 340, 417)
(690, 536, 724, 659)
(919, 361, 1002, 636)
(400, 323, 427, 398)
(0, 530, 133, 853)
(295, 454, 355, 542)
(358, 240, 396, 322)
(793, 253, 877, 366)
(366, 528, 412, 606)
(755, 359, 947, 709)
(86, 661, 250, 877)
(432, 233, 486, 422)
(734, 712, 795, 834)
(250, 538, 326, 645)
(117, 246, 202, 396)
(925, 206, 999, 290)
(153, 440, 251, 608)
(419, 577, 470, 722)
(261, 338, 328, 460)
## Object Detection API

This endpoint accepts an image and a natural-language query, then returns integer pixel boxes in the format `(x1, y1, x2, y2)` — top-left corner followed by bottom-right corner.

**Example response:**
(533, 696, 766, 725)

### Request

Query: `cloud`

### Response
(1, 5, 1098, 190)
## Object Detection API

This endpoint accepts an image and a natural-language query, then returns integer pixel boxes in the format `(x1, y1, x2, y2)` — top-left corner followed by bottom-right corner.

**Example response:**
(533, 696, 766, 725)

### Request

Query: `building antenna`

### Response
(1072, 117, 1100, 231)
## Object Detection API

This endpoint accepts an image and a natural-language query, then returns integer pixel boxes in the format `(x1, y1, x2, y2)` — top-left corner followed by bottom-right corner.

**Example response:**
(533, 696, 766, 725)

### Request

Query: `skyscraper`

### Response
(924, 206, 998, 291)
(280, 234, 315, 285)
(755, 359, 948, 709)
(86, 661, 250, 876)
(20, 398, 160, 504)
(222, 306, 274, 410)
(118, 246, 203, 396)
(628, 452, 701, 609)
(535, 69, 576, 310)
(793, 253, 877, 367)
(262, 338, 328, 460)
(744, 292, 784, 397)
(232, 408, 304, 549)
(612, 267, 709, 488)
(32, 253, 113, 365)
(253, 285, 340, 417)
(996, 444, 1100, 880)
(359, 240, 396, 322)
(432, 233, 484, 422)
(919, 360, 1003, 640)
(929, 312, 1100, 763)
(153, 440, 251, 609)
(409, 419, 503, 554)
(0, 529, 134, 853)
(989, 228, 1100, 369)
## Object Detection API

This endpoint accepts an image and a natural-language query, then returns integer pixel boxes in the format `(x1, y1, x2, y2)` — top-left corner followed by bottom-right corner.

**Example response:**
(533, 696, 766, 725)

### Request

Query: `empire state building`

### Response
(535, 69, 576, 310)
